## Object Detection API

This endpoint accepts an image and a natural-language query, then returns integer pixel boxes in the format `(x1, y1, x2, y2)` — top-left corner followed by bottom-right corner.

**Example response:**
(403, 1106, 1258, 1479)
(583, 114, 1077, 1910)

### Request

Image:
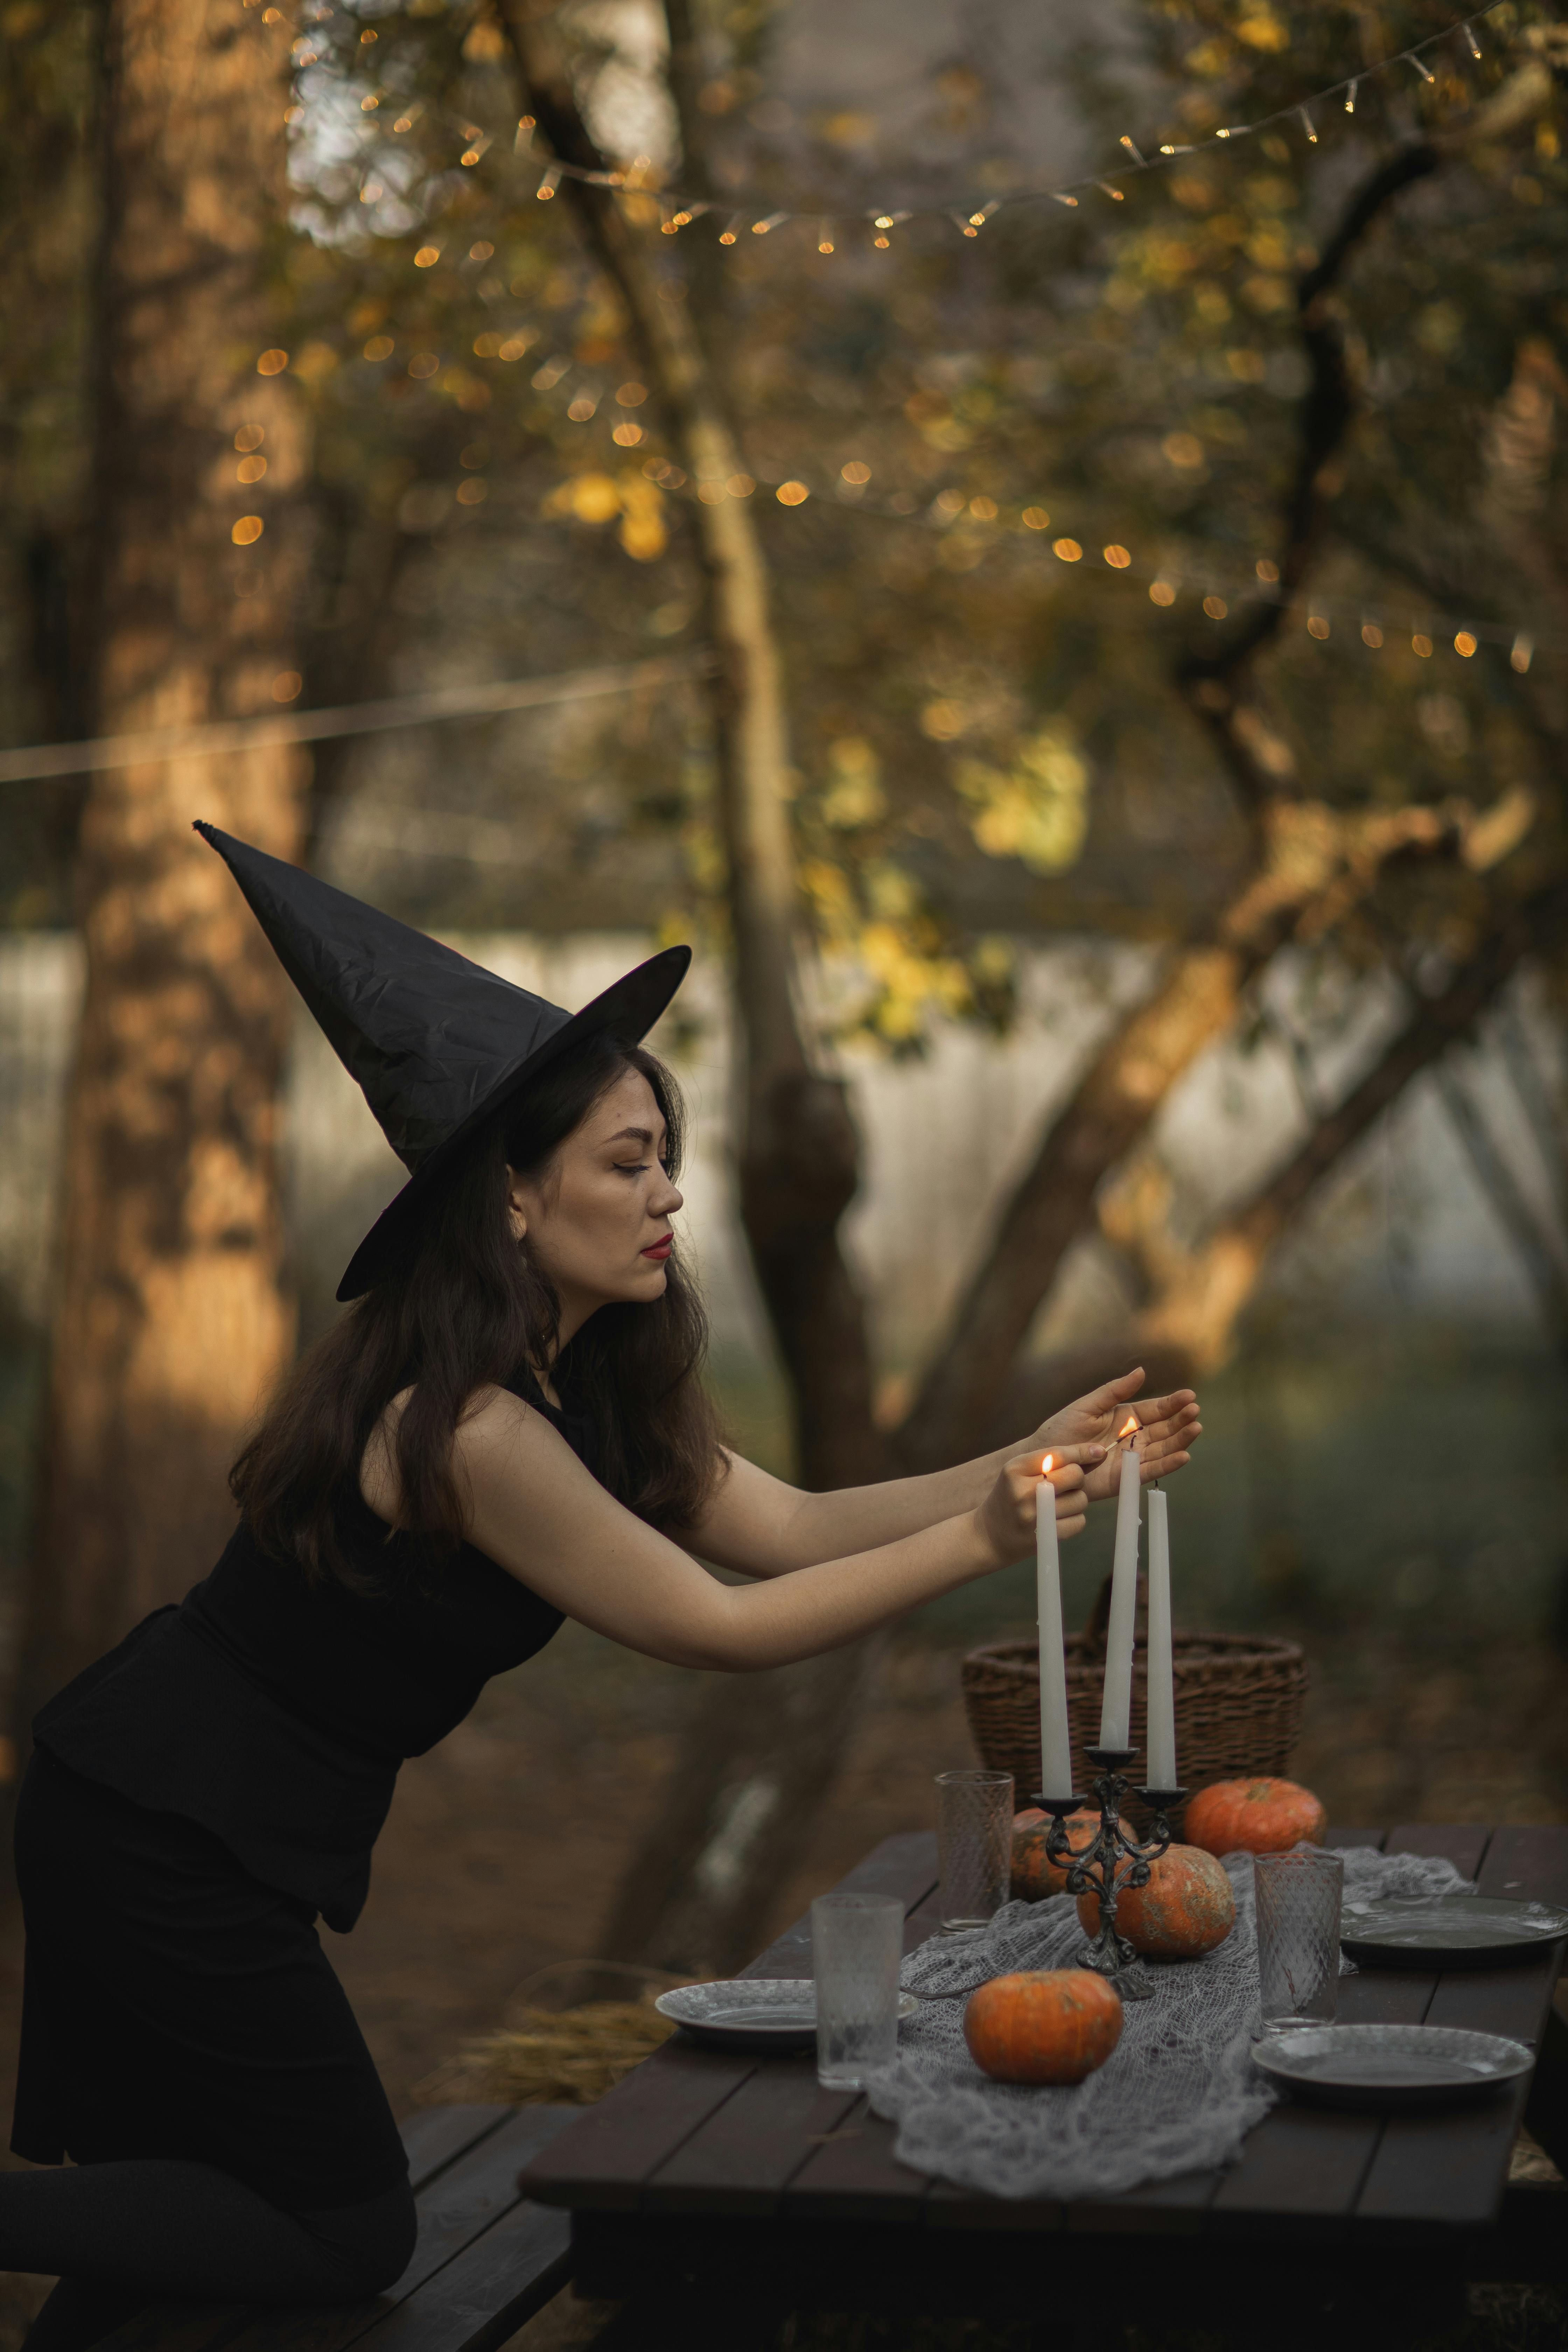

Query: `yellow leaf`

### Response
(1235, 9, 1288, 51)
(819, 738, 886, 828)
(954, 724, 1090, 875)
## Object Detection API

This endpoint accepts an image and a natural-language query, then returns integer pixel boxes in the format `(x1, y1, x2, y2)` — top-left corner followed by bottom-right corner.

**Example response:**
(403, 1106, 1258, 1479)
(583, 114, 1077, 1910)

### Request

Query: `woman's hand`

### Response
(978, 1446, 1097, 1567)
(1032, 1367, 1201, 1506)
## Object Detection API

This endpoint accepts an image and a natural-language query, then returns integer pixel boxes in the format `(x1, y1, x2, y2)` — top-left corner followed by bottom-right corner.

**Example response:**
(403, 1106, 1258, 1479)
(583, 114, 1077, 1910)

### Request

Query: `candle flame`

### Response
(1118, 1415, 1139, 1441)
(1041, 1453, 1054, 1475)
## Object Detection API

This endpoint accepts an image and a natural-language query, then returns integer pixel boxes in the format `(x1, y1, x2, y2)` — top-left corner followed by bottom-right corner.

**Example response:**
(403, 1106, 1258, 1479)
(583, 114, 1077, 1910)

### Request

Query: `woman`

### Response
(6, 828, 1199, 2349)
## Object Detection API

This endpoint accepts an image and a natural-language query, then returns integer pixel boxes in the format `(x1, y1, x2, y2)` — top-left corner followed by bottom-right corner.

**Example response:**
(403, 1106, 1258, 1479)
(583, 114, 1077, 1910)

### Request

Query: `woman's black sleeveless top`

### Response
(32, 1373, 581, 1932)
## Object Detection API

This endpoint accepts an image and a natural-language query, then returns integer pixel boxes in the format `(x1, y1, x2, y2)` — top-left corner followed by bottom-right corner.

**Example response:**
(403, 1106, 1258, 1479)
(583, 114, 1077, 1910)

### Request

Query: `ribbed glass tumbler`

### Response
(811, 1892, 904, 2090)
(935, 1768, 1014, 1932)
(1254, 1846, 1344, 2030)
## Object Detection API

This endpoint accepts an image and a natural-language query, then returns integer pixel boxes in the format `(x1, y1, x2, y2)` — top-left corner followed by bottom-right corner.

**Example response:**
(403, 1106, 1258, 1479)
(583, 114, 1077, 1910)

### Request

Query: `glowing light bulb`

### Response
(1462, 22, 1482, 57)
(1297, 105, 1317, 142)
(1408, 51, 1435, 82)
(1344, 80, 1358, 113)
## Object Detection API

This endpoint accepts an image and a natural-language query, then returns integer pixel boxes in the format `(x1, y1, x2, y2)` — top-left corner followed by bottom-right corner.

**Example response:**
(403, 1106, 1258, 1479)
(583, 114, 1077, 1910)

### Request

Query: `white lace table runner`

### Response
(875, 1846, 1468, 2203)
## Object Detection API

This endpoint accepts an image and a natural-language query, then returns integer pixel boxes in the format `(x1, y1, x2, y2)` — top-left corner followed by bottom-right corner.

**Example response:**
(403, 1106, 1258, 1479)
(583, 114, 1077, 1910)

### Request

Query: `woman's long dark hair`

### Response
(231, 1030, 724, 1586)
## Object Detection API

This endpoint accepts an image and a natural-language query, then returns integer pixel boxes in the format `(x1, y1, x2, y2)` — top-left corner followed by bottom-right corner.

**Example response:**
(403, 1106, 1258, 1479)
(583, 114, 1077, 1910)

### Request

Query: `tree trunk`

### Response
(13, 0, 307, 1743)
(498, 3, 889, 1972)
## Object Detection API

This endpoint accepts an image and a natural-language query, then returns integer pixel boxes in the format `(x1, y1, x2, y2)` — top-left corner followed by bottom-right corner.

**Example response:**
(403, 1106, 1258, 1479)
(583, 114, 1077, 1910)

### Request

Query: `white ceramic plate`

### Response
(1253, 2023, 1534, 2111)
(655, 1979, 920, 2054)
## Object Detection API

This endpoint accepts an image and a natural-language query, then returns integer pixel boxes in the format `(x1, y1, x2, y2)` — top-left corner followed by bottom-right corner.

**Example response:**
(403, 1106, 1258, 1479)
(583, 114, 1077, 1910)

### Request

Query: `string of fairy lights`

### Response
(332, 0, 1543, 658)
(242, 0, 1548, 714)
(618, 454, 1540, 669)
(272, 0, 1514, 255)
(440, 3, 1506, 250)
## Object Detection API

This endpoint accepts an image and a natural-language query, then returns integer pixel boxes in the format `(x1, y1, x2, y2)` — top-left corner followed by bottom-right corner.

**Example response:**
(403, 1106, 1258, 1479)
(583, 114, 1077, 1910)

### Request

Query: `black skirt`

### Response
(11, 1748, 409, 2213)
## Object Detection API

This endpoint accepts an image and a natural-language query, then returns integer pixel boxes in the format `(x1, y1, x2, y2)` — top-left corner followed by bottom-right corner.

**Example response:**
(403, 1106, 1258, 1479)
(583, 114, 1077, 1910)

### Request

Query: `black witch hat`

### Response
(195, 822, 691, 1302)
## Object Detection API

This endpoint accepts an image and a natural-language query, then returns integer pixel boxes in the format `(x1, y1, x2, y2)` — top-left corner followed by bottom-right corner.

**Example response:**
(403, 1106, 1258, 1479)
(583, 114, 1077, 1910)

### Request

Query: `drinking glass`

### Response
(935, 1768, 1014, 1931)
(1254, 1847, 1344, 2030)
(811, 1892, 904, 2090)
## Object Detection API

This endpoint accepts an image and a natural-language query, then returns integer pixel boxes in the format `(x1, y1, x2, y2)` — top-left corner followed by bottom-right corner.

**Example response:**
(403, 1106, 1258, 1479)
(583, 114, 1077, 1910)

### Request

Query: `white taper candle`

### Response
(1145, 1486, 1177, 1789)
(1035, 1460, 1074, 1801)
(1099, 1423, 1141, 1749)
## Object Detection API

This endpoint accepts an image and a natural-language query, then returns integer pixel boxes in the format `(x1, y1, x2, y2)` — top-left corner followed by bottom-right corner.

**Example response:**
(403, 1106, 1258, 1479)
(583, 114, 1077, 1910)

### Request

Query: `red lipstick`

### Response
(640, 1236, 672, 1261)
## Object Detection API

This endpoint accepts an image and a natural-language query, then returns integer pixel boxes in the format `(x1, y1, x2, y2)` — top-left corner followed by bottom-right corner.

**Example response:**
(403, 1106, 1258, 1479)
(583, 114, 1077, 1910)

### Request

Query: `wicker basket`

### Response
(961, 1578, 1306, 1834)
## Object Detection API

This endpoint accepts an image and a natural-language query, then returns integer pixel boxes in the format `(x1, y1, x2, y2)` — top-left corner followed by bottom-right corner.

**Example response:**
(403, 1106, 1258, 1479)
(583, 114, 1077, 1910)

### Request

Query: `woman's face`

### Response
(507, 1066, 684, 1337)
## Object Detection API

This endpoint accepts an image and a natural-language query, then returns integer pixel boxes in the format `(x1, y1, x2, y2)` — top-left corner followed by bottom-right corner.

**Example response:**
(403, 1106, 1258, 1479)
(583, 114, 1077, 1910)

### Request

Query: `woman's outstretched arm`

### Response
(680, 1366, 1201, 1579)
(364, 1394, 1094, 1672)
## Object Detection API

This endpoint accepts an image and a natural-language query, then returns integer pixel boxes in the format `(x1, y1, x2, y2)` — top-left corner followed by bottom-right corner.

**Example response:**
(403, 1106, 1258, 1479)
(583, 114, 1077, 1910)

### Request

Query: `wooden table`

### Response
(521, 1824, 1568, 2344)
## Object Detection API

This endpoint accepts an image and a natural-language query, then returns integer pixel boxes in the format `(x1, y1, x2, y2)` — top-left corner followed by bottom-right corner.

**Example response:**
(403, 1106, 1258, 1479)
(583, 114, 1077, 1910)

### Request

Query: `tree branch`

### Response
(1494, 993, 1568, 1239)
(894, 796, 1484, 1468)
(1130, 887, 1568, 1370)
(1434, 1059, 1568, 1346)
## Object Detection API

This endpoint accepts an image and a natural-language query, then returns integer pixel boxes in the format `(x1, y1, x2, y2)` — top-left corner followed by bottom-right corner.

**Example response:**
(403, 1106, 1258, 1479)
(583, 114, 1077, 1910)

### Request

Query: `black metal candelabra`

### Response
(1037, 1748, 1188, 2001)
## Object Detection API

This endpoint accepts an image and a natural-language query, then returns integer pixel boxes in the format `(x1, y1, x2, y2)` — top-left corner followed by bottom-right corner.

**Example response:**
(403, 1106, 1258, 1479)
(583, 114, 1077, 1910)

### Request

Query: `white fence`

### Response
(0, 931, 1550, 1366)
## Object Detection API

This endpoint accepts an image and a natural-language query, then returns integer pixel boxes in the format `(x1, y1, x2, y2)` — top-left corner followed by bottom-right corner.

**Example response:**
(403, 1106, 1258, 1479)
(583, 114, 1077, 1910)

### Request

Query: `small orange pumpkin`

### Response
(1012, 1807, 1099, 1902)
(1184, 1778, 1326, 1858)
(1074, 1842, 1235, 1958)
(964, 1969, 1123, 2085)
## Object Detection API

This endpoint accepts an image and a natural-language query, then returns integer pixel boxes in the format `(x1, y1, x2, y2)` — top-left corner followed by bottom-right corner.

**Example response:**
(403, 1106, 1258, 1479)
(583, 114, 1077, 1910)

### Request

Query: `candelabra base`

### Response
(1073, 1923, 1157, 2002)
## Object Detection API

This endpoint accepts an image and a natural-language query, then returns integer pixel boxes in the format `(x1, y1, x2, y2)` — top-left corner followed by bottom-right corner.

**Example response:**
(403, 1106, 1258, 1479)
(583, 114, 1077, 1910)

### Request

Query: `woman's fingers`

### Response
(1142, 1418, 1201, 1465)
(1080, 1366, 1148, 1420)
(1131, 1401, 1202, 1455)
(1012, 1442, 1103, 1483)
(1134, 1388, 1198, 1430)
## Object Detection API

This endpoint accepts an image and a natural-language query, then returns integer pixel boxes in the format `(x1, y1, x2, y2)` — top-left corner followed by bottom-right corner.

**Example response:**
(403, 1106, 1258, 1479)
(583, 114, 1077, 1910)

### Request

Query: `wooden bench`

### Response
(98, 2104, 575, 2352)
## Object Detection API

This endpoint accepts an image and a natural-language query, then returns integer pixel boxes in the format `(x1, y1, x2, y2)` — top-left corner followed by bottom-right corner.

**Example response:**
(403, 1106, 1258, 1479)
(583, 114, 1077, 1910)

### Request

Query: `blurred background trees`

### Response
(0, 0, 1564, 1959)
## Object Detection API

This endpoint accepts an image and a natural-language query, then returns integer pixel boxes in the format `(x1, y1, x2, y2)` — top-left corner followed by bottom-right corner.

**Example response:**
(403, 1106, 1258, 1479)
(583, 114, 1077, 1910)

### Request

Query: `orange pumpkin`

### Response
(964, 1969, 1123, 2085)
(1074, 1842, 1235, 1958)
(1184, 1778, 1326, 1858)
(1012, 1807, 1099, 1902)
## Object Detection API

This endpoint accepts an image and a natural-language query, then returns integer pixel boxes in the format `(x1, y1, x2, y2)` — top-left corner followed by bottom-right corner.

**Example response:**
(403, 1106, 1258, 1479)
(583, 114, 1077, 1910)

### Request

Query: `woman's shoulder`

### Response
(359, 1381, 577, 1526)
